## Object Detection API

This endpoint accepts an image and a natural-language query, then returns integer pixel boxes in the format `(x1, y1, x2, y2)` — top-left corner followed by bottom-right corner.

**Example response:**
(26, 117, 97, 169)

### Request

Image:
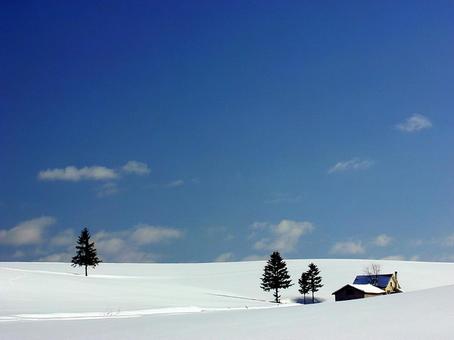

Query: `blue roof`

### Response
(353, 274, 393, 289)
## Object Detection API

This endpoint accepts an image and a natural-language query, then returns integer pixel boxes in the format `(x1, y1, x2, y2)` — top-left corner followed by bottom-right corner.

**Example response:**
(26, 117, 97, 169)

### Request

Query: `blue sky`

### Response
(1, 1, 453, 263)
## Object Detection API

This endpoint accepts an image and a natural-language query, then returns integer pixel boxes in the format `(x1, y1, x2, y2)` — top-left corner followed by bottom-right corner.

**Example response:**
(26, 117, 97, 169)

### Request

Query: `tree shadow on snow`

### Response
(293, 297, 325, 305)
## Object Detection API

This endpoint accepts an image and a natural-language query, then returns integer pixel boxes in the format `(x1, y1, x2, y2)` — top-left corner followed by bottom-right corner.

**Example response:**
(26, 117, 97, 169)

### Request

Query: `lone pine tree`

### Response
(298, 271, 310, 304)
(307, 262, 323, 303)
(71, 227, 101, 276)
(260, 251, 292, 303)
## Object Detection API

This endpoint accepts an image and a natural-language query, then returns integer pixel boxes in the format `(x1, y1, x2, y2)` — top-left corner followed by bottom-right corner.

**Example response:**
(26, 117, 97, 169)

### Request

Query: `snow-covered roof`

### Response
(332, 284, 385, 295)
(349, 284, 385, 294)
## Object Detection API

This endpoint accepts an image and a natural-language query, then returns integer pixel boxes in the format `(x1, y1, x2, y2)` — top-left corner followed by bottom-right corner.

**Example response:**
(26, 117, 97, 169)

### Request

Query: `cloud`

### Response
(381, 255, 406, 261)
(330, 241, 365, 255)
(0, 217, 182, 263)
(409, 239, 424, 247)
(396, 114, 432, 132)
(38, 166, 118, 181)
(12, 250, 26, 259)
(0, 216, 56, 245)
(94, 232, 152, 262)
(242, 254, 268, 261)
(130, 224, 183, 245)
(96, 237, 126, 255)
(122, 161, 150, 175)
(436, 254, 454, 262)
(111, 250, 158, 263)
(442, 234, 454, 247)
(373, 234, 393, 247)
(205, 226, 235, 241)
(38, 161, 151, 198)
(93, 223, 183, 263)
(214, 252, 234, 262)
(250, 222, 269, 230)
(39, 252, 72, 262)
(328, 158, 374, 174)
(96, 182, 119, 197)
(167, 180, 185, 188)
(252, 219, 314, 252)
(38, 161, 151, 182)
(50, 229, 75, 247)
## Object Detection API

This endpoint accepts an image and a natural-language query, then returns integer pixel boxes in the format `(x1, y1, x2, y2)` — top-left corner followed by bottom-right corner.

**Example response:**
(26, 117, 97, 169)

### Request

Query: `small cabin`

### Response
(353, 272, 401, 294)
(332, 272, 402, 302)
(332, 284, 385, 301)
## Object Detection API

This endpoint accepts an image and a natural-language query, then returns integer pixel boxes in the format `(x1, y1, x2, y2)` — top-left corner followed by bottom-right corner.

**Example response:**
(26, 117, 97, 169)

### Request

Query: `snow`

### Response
(1, 259, 454, 339)
(344, 283, 385, 294)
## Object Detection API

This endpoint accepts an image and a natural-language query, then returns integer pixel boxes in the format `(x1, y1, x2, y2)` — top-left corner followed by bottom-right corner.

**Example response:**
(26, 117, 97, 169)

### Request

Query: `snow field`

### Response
(1, 259, 454, 339)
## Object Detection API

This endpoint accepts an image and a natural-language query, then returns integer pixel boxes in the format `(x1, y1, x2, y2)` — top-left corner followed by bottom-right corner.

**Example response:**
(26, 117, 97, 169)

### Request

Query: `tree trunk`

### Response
(275, 287, 279, 303)
(312, 291, 314, 303)
(85, 265, 88, 277)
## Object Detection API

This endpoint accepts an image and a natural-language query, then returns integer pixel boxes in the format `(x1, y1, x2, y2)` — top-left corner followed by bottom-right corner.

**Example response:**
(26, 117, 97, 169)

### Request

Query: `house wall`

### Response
(364, 293, 385, 298)
(334, 287, 364, 301)
(384, 273, 400, 293)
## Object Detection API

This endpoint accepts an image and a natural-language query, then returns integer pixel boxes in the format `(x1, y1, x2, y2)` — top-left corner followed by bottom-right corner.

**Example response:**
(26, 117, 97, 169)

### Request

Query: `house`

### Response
(332, 284, 385, 301)
(353, 272, 401, 294)
(332, 272, 402, 302)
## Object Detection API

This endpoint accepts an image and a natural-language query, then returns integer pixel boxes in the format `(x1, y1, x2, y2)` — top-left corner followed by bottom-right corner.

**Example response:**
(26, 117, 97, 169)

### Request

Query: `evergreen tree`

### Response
(260, 251, 293, 303)
(71, 227, 101, 276)
(298, 271, 310, 304)
(307, 262, 323, 303)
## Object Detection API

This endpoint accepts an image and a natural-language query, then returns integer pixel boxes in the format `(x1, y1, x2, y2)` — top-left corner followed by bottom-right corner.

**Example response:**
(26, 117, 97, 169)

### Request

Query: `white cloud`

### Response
(12, 250, 26, 259)
(96, 182, 119, 197)
(96, 237, 126, 255)
(92, 223, 183, 263)
(50, 229, 75, 247)
(38, 161, 151, 182)
(250, 222, 269, 230)
(111, 250, 157, 263)
(328, 158, 374, 174)
(205, 226, 234, 241)
(0, 217, 181, 262)
(38, 166, 118, 181)
(330, 241, 365, 255)
(264, 193, 302, 204)
(242, 254, 268, 261)
(130, 224, 183, 245)
(0, 216, 56, 245)
(437, 254, 454, 262)
(381, 255, 405, 261)
(94, 233, 154, 262)
(442, 234, 454, 247)
(409, 239, 424, 247)
(252, 219, 314, 252)
(396, 114, 432, 132)
(214, 252, 234, 262)
(167, 180, 184, 188)
(39, 252, 72, 262)
(373, 234, 393, 247)
(122, 161, 150, 175)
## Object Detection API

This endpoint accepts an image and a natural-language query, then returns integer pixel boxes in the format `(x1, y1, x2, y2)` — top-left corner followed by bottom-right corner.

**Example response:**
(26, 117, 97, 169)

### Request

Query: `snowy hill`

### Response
(1, 259, 454, 339)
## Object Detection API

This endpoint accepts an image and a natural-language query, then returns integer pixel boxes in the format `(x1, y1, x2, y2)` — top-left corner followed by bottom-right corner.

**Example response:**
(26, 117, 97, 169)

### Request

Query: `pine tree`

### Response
(260, 251, 293, 303)
(298, 271, 310, 304)
(71, 227, 101, 276)
(307, 262, 323, 303)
